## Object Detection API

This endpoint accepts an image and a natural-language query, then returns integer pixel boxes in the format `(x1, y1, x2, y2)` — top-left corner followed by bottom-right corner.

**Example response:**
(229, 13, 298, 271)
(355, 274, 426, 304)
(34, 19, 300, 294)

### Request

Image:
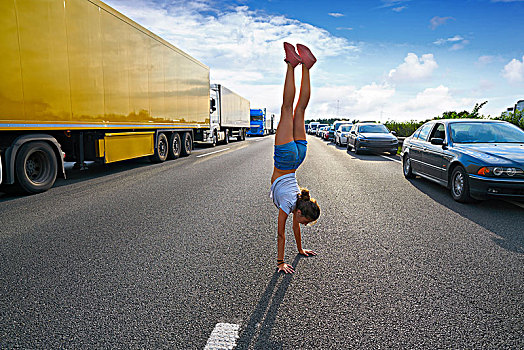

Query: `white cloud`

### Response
(450, 40, 469, 51)
(392, 6, 407, 12)
(380, 0, 411, 10)
(328, 12, 344, 17)
(433, 35, 468, 50)
(405, 86, 456, 110)
(434, 35, 463, 45)
(477, 55, 495, 65)
(310, 83, 476, 122)
(429, 16, 454, 30)
(388, 53, 438, 82)
(400, 85, 474, 118)
(475, 79, 495, 94)
(309, 83, 395, 120)
(502, 56, 524, 83)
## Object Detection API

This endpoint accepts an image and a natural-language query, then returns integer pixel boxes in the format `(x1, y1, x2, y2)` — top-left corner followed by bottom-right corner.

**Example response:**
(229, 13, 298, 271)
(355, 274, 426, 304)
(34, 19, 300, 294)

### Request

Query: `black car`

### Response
(401, 119, 524, 202)
(347, 123, 398, 155)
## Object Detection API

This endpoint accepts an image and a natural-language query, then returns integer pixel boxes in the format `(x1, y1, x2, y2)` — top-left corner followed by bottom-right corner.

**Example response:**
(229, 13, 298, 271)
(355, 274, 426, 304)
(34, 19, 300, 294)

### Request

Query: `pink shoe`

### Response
(284, 42, 302, 68)
(296, 44, 316, 69)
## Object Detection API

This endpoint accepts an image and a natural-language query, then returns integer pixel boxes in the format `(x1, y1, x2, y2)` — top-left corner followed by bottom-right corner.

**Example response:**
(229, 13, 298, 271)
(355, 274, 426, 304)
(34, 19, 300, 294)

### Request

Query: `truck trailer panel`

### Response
(97, 132, 155, 163)
(0, 0, 210, 129)
(218, 85, 250, 129)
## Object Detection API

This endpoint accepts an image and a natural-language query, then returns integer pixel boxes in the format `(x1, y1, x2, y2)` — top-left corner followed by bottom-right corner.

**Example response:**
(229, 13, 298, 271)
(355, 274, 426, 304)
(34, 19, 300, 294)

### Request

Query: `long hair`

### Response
(296, 188, 320, 221)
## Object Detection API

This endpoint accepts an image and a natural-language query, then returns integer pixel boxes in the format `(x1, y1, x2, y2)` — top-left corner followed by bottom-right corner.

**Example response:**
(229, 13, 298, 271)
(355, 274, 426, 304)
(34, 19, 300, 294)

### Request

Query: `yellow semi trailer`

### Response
(0, 0, 210, 193)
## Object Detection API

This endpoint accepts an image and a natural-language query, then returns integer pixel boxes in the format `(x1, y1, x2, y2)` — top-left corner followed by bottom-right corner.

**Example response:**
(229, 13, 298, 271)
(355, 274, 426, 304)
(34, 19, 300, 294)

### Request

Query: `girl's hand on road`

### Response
(298, 249, 317, 257)
(278, 263, 295, 274)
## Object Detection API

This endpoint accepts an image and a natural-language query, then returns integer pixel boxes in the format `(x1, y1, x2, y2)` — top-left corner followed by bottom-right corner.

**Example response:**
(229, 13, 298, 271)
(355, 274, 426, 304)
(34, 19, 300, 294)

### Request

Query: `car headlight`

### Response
(477, 167, 523, 177)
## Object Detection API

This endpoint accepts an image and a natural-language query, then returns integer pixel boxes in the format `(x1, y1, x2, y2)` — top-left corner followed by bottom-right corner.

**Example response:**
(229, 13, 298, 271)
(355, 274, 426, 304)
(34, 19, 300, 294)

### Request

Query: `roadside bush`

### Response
(384, 120, 425, 137)
(494, 109, 524, 129)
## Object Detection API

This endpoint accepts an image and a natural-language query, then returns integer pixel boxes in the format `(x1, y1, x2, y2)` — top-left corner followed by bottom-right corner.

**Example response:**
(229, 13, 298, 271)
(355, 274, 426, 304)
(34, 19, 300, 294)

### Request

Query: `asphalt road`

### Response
(1, 135, 523, 349)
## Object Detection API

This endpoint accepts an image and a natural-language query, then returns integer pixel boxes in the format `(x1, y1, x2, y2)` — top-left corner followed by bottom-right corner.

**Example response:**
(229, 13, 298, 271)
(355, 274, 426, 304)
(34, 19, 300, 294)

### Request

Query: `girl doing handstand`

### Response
(270, 42, 321, 274)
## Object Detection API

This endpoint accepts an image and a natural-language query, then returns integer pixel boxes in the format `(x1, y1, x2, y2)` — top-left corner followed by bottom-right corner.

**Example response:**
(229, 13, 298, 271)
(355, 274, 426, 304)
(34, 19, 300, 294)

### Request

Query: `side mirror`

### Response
(391, 131, 397, 136)
(210, 98, 216, 113)
(430, 138, 444, 145)
(350, 130, 356, 135)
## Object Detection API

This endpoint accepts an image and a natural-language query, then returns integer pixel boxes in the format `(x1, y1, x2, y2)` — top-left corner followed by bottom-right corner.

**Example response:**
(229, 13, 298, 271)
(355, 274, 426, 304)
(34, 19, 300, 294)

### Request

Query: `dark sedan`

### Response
(401, 119, 524, 202)
(347, 123, 398, 155)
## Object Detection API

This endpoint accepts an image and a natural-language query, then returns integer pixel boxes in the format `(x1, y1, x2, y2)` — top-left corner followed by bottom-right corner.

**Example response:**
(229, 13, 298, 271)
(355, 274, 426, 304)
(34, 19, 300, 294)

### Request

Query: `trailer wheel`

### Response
(15, 141, 57, 194)
(181, 132, 192, 156)
(151, 133, 168, 163)
(168, 132, 181, 160)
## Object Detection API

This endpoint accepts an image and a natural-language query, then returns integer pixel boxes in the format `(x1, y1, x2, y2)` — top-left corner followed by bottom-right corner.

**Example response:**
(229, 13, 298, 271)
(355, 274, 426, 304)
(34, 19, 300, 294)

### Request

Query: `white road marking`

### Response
(204, 323, 240, 350)
(196, 148, 231, 158)
(380, 155, 402, 164)
(505, 200, 524, 209)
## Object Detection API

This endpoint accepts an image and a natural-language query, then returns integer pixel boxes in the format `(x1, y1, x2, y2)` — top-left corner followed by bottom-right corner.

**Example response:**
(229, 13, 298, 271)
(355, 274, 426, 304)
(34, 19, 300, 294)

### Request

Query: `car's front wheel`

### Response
(403, 154, 414, 179)
(450, 166, 473, 203)
(354, 141, 360, 154)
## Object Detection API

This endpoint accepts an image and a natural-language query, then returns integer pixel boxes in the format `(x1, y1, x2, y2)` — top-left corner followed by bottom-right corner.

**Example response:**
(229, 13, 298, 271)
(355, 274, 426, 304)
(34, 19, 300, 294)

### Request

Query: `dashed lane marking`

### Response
(380, 155, 402, 164)
(204, 323, 240, 350)
(196, 148, 231, 158)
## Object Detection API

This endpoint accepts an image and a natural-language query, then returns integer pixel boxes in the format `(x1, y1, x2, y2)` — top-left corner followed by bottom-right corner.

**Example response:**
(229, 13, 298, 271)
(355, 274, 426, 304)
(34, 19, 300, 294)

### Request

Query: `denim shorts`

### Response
(274, 140, 308, 170)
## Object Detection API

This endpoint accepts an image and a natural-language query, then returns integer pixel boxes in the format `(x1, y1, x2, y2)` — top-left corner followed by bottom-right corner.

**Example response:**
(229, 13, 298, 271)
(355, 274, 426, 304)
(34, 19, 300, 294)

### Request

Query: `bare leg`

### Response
(275, 63, 296, 146)
(293, 65, 310, 141)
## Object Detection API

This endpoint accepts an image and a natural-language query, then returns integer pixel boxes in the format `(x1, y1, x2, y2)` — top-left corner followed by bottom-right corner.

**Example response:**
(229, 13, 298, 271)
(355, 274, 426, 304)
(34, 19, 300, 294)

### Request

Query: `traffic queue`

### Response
(307, 119, 524, 203)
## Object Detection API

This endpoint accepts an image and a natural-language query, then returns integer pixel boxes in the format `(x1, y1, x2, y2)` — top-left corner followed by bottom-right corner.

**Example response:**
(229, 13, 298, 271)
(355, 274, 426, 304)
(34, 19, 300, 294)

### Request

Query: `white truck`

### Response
(196, 84, 251, 146)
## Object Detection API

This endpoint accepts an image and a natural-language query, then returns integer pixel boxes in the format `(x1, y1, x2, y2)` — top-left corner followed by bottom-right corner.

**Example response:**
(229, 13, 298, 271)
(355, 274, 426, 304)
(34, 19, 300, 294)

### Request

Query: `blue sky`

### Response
(104, 0, 524, 122)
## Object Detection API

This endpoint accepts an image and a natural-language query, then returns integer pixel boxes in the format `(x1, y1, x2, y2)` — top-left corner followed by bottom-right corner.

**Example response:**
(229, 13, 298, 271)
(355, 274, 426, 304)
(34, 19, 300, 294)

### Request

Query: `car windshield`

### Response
(340, 125, 351, 132)
(450, 122, 524, 143)
(359, 124, 389, 133)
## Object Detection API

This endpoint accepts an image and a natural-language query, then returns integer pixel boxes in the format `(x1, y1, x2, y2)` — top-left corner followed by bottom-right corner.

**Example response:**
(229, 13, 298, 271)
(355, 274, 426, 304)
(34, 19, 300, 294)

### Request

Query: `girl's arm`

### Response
(277, 209, 294, 274)
(292, 214, 303, 252)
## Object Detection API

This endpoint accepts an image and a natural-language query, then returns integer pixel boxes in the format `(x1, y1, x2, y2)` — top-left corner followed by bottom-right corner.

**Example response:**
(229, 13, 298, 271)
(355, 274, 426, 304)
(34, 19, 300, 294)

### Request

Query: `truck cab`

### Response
(197, 84, 250, 146)
(247, 109, 267, 136)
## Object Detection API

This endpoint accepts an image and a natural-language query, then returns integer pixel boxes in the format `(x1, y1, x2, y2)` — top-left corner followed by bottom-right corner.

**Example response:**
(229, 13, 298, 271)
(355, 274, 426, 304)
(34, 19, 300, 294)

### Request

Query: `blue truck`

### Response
(247, 108, 272, 136)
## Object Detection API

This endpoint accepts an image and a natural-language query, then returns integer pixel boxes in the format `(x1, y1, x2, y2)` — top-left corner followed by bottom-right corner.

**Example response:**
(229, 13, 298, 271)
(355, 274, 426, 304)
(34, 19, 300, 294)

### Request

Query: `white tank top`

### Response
(269, 173, 300, 215)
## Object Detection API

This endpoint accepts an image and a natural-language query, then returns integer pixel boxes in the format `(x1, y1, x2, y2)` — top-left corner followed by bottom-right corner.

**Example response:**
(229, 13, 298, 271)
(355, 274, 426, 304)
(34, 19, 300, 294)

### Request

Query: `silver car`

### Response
(315, 124, 328, 137)
(334, 124, 353, 146)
